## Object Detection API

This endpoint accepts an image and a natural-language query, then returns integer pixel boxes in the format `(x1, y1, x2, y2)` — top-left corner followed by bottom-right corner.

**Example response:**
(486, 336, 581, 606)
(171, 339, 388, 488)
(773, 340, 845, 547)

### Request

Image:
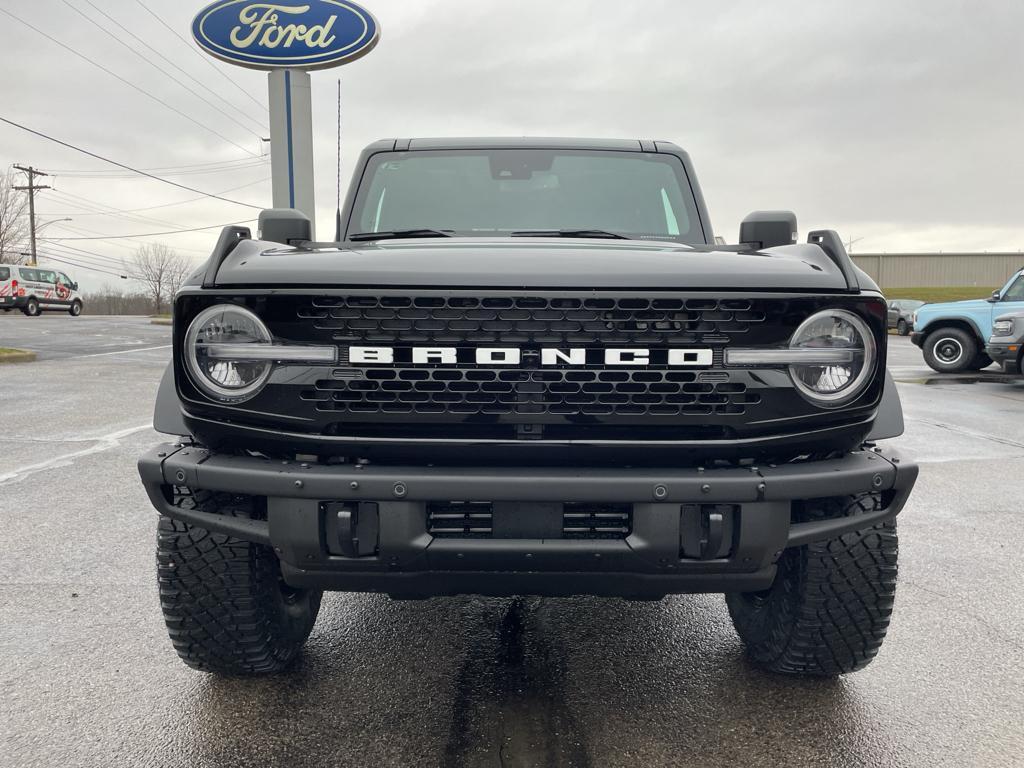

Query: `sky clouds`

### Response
(1, 0, 1021, 291)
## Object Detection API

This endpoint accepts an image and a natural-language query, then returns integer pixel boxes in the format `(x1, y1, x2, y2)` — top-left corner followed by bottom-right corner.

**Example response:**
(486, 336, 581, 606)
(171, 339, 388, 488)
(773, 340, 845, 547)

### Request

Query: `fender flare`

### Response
(866, 369, 905, 441)
(154, 364, 190, 437)
(917, 316, 985, 344)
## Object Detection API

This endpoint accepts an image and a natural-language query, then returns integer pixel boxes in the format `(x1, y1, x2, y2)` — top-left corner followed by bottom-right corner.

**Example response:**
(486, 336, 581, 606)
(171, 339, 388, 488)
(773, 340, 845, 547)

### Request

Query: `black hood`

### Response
(211, 237, 850, 291)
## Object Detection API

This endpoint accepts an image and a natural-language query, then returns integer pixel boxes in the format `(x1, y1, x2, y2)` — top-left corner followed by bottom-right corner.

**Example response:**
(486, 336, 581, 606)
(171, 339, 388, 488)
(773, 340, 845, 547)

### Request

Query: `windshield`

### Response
(349, 149, 705, 244)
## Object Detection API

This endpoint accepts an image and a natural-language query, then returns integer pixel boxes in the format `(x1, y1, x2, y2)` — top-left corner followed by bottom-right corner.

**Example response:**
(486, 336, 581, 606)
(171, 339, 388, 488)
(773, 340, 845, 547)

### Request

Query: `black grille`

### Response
(427, 502, 493, 537)
(301, 367, 759, 417)
(426, 501, 632, 540)
(297, 295, 768, 346)
(563, 504, 632, 539)
(176, 290, 887, 448)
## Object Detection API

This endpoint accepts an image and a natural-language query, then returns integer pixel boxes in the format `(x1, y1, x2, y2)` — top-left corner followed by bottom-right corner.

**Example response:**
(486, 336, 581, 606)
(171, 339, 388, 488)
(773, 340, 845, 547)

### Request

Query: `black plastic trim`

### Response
(202, 226, 252, 288)
(808, 230, 860, 293)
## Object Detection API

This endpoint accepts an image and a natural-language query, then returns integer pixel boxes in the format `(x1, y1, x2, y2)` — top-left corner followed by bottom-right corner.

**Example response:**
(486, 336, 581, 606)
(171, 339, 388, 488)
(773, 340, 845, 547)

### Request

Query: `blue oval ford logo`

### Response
(192, 1, 380, 71)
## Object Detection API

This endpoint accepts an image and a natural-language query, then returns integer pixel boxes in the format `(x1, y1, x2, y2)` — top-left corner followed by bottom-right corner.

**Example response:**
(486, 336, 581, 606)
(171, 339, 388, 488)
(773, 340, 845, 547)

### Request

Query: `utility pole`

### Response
(13, 165, 50, 266)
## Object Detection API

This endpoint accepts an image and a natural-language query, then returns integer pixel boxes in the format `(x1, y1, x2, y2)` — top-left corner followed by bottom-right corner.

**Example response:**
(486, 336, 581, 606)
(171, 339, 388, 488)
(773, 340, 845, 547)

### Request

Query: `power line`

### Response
(134, 0, 268, 114)
(36, 251, 134, 279)
(39, 219, 218, 255)
(44, 188, 185, 230)
(44, 240, 131, 265)
(42, 245, 131, 272)
(47, 218, 257, 241)
(42, 221, 220, 255)
(45, 159, 270, 179)
(60, 0, 267, 142)
(40, 218, 215, 256)
(37, 177, 270, 217)
(45, 157, 269, 175)
(78, 0, 269, 135)
(0, 116, 264, 209)
(0, 6, 260, 158)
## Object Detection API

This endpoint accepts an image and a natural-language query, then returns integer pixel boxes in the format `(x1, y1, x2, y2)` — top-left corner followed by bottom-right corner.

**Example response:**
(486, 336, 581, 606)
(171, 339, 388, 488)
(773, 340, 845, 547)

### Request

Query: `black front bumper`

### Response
(138, 445, 917, 599)
(985, 340, 1020, 369)
(910, 331, 925, 348)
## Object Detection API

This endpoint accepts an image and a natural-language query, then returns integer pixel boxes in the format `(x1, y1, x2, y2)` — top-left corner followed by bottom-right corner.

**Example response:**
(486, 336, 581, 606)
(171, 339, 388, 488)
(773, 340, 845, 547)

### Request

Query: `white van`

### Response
(0, 264, 84, 317)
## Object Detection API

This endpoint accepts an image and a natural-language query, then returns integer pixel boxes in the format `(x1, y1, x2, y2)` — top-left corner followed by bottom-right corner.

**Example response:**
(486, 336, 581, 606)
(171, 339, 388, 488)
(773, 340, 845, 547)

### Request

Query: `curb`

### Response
(0, 348, 37, 364)
(150, 318, 173, 326)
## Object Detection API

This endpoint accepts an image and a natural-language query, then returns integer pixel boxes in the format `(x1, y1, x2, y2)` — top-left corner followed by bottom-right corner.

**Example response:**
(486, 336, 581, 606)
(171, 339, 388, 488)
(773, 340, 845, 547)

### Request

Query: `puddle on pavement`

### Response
(898, 375, 1020, 386)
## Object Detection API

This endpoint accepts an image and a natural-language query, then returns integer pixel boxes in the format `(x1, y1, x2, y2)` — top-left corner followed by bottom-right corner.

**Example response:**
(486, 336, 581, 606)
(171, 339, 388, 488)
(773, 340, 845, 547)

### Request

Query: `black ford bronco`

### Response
(138, 138, 917, 677)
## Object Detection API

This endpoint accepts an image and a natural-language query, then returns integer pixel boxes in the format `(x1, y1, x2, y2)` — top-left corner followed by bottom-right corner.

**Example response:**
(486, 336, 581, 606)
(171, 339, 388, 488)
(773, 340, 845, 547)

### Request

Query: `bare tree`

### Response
(0, 169, 29, 264)
(131, 244, 192, 315)
(82, 282, 153, 315)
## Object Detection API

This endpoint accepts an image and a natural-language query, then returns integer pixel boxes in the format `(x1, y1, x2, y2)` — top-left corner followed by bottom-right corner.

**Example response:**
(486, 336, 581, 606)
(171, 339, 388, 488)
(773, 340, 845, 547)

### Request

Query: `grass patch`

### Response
(0, 347, 36, 363)
(884, 286, 999, 303)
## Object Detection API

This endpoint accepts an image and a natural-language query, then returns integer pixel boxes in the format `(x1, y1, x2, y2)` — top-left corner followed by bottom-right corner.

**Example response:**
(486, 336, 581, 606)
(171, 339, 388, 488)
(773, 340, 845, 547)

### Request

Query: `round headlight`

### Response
(789, 309, 876, 407)
(185, 305, 272, 402)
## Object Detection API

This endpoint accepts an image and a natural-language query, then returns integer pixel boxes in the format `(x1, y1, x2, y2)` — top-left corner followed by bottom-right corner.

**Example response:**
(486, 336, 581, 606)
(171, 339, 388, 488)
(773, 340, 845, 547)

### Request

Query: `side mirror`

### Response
(71, 282, 79, 291)
(739, 211, 798, 250)
(988, 290, 1001, 303)
(259, 208, 312, 245)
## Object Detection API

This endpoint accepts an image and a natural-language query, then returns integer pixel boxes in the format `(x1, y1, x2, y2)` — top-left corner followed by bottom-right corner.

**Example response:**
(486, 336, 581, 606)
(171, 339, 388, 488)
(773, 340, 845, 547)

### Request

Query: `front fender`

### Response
(914, 300, 993, 340)
(154, 364, 190, 437)
(866, 369, 904, 441)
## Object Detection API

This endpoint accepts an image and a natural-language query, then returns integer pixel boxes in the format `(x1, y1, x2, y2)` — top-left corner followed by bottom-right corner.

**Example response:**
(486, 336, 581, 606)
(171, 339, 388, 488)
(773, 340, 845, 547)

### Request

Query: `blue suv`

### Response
(912, 268, 1024, 372)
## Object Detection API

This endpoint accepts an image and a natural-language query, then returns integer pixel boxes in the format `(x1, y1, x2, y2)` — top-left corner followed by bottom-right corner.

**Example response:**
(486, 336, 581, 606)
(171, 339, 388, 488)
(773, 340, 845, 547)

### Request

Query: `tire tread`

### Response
(727, 494, 898, 676)
(156, 490, 320, 675)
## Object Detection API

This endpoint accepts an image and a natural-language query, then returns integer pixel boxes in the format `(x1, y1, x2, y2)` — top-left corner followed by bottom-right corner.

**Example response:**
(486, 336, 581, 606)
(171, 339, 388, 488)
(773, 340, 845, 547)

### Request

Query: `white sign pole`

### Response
(268, 69, 317, 238)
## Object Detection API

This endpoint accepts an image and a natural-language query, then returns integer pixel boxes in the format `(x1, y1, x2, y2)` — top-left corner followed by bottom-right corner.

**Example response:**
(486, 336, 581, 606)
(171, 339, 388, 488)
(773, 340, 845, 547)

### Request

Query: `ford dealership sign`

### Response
(192, 1, 380, 70)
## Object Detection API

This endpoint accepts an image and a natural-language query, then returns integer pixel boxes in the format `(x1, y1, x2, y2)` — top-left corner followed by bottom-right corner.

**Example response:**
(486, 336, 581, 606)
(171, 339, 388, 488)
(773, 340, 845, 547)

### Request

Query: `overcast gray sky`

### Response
(1, 0, 1022, 292)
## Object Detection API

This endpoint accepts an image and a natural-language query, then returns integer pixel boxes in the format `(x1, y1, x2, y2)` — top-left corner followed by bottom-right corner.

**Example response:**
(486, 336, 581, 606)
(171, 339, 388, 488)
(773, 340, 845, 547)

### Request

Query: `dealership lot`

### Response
(1, 315, 1023, 768)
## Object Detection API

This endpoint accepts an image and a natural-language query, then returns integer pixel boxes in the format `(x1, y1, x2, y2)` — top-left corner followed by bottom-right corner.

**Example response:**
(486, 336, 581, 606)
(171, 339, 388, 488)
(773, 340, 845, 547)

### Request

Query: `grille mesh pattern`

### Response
(297, 295, 768, 346)
(301, 368, 760, 417)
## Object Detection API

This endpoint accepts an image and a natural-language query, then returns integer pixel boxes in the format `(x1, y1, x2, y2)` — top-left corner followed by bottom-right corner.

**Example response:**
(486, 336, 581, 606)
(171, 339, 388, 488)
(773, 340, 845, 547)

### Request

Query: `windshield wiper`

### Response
(510, 229, 630, 240)
(349, 229, 455, 242)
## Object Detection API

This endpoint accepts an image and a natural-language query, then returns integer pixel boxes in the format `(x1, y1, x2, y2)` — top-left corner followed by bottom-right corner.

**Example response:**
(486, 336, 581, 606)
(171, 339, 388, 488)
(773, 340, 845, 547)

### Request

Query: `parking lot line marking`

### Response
(0, 423, 152, 485)
(76, 345, 171, 358)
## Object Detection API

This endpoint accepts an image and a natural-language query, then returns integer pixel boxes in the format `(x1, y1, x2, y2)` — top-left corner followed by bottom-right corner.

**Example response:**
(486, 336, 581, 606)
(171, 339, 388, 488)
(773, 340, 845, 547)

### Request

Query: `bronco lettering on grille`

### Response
(348, 347, 715, 367)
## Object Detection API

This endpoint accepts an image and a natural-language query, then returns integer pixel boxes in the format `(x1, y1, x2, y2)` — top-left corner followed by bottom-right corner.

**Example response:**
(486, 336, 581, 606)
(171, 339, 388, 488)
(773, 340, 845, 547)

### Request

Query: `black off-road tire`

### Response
(726, 495, 898, 677)
(896, 319, 908, 336)
(922, 327, 977, 373)
(23, 298, 40, 317)
(156, 491, 322, 675)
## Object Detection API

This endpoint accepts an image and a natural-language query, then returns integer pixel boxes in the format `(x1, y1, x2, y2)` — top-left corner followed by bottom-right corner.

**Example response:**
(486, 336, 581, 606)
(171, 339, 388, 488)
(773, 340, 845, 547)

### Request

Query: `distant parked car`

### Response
(887, 299, 924, 335)
(985, 311, 1024, 375)
(911, 268, 1024, 373)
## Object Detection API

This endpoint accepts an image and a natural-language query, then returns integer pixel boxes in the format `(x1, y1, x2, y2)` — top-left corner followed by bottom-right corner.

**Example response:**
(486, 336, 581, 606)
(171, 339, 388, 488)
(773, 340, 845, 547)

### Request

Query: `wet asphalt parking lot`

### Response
(2, 315, 1024, 768)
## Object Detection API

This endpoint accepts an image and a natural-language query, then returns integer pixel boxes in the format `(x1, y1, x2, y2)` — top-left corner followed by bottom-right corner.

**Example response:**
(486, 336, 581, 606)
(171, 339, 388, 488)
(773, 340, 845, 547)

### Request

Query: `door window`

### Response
(1001, 274, 1024, 302)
